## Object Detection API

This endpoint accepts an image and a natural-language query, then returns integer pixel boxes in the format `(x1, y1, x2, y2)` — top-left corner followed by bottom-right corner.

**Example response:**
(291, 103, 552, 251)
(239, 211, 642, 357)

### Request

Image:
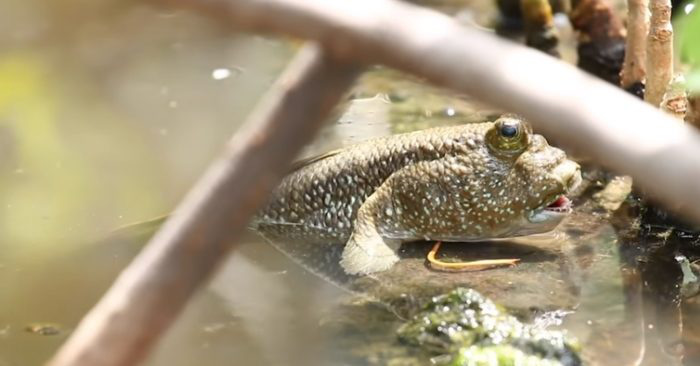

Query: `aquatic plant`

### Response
(397, 288, 581, 366)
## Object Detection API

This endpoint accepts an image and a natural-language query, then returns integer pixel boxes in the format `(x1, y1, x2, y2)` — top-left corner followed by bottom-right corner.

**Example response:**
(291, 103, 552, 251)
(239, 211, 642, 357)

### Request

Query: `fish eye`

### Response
(500, 123, 518, 138)
(487, 115, 530, 156)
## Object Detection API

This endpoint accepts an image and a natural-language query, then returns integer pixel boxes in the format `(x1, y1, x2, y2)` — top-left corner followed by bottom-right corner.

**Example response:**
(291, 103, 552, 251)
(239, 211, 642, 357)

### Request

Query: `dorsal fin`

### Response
(288, 148, 343, 173)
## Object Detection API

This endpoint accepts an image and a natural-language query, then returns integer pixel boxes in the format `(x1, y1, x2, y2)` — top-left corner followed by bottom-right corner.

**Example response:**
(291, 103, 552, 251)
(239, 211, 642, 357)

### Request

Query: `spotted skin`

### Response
(252, 115, 581, 275)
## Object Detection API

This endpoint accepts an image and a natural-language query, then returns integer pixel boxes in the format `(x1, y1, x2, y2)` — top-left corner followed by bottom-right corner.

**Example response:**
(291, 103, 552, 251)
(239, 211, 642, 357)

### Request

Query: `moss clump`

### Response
(449, 345, 565, 366)
(396, 288, 581, 366)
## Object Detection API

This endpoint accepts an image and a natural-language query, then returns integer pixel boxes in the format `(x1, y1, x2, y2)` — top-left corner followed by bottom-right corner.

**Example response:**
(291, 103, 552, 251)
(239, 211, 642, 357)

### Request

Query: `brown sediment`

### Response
(569, 0, 626, 85)
(645, 0, 673, 107)
(519, 0, 560, 56)
(620, 0, 649, 89)
(592, 175, 633, 211)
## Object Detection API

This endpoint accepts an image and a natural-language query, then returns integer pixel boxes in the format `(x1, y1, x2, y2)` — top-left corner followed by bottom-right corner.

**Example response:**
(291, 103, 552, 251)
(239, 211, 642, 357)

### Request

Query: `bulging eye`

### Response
(500, 123, 518, 138)
(487, 115, 530, 156)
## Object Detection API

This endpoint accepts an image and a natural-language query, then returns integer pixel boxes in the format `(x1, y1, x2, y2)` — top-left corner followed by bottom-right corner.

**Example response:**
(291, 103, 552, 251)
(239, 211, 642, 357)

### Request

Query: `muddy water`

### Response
(1, 1, 699, 365)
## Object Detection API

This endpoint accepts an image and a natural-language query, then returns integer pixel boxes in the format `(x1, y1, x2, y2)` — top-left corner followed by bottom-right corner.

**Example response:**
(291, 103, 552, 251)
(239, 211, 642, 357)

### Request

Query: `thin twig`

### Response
(47, 43, 359, 366)
(645, 0, 674, 106)
(621, 0, 649, 89)
(167, 0, 700, 223)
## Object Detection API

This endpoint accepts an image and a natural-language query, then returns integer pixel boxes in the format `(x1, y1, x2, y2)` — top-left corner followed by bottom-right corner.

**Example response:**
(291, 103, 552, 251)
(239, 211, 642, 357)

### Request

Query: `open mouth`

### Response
(543, 195, 572, 213)
(526, 160, 580, 224)
(527, 194, 573, 223)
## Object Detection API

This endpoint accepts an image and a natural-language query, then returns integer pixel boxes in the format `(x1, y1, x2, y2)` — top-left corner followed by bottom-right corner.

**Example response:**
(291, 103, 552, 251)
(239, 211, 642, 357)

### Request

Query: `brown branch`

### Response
(47, 43, 359, 366)
(620, 0, 649, 89)
(166, 0, 700, 222)
(645, 0, 674, 106)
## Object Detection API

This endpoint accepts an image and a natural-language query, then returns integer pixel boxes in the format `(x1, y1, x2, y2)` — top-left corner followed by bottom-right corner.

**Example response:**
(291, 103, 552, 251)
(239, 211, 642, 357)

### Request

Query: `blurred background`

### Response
(0, 1, 301, 364)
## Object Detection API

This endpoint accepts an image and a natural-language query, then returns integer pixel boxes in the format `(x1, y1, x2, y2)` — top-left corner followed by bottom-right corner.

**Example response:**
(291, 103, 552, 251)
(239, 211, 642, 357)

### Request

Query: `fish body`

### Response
(252, 115, 581, 275)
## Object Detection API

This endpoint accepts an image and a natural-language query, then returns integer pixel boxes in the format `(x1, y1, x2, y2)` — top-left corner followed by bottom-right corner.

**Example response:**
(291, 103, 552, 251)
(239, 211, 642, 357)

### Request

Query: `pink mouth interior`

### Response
(545, 195, 571, 212)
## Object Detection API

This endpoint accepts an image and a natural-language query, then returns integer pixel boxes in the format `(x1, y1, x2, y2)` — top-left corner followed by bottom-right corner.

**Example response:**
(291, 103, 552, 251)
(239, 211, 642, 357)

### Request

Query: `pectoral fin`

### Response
(340, 185, 401, 275)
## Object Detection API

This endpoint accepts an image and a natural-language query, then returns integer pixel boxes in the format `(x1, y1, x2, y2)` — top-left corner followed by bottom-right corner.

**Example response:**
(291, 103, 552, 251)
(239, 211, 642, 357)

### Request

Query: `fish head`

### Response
(483, 114, 581, 237)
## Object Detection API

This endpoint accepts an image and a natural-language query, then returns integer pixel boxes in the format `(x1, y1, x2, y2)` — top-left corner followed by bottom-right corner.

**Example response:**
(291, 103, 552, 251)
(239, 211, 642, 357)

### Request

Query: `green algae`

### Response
(397, 288, 582, 365)
(449, 345, 565, 366)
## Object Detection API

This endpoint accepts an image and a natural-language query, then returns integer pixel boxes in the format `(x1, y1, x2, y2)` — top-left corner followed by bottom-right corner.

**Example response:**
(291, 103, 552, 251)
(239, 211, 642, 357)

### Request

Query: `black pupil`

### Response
(501, 124, 518, 138)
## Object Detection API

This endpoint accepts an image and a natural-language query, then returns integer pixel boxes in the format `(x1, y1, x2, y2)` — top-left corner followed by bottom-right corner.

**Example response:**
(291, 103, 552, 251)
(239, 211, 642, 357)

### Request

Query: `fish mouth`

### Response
(527, 160, 581, 223)
(544, 195, 572, 213)
(528, 194, 573, 223)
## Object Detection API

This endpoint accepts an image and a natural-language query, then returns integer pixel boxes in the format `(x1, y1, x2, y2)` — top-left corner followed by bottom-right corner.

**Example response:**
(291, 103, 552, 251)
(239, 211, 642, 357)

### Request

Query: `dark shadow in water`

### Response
(260, 235, 357, 286)
(606, 195, 700, 366)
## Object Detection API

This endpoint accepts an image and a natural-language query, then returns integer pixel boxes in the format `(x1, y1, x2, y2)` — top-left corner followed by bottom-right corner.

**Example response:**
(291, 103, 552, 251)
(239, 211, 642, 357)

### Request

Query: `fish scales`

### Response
(252, 116, 581, 275)
(254, 124, 489, 241)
